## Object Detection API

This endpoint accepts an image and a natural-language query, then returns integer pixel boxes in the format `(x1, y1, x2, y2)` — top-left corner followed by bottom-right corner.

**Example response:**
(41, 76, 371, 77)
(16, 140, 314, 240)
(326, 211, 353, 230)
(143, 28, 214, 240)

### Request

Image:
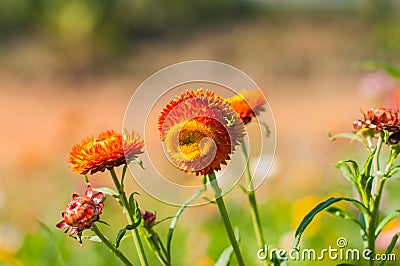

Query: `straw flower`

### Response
(159, 89, 245, 176)
(227, 89, 267, 124)
(56, 186, 104, 236)
(353, 107, 400, 133)
(69, 130, 144, 175)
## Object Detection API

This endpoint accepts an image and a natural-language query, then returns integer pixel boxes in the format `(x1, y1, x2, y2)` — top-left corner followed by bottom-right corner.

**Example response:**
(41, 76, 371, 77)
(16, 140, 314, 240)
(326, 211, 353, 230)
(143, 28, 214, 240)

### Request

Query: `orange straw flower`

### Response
(227, 89, 267, 124)
(69, 130, 144, 175)
(158, 89, 245, 176)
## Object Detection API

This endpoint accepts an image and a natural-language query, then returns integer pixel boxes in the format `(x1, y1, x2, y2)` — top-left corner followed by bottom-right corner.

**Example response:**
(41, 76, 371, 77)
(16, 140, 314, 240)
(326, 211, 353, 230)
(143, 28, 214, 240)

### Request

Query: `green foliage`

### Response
(215, 228, 240, 266)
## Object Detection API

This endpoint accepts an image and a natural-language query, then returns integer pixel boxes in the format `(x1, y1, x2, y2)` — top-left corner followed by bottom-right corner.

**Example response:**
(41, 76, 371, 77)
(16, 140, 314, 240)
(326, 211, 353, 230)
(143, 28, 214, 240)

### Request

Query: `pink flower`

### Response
(56, 186, 104, 236)
(140, 210, 156, 228)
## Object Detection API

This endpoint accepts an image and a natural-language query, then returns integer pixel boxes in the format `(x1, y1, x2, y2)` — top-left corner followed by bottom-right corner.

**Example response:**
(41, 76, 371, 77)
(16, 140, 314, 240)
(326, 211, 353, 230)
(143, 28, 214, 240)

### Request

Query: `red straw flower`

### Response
(158, 89, 245, 176)
(56, 186, 104, 236)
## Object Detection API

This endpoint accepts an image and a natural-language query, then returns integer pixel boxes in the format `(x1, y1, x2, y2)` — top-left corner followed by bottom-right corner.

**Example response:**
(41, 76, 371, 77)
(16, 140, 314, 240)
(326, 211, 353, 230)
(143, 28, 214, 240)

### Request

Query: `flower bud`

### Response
(56, 186, 104, 236)
(141, 210, 156, 228)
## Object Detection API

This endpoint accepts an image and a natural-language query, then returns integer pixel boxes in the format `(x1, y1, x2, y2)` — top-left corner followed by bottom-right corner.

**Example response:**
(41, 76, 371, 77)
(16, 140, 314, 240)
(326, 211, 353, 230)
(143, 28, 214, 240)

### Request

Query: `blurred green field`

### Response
(0, 1, 400, 265)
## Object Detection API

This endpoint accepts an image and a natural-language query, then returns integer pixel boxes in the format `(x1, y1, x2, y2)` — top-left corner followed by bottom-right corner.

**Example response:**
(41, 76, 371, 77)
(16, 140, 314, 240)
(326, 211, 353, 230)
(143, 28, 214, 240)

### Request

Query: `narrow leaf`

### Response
(293, 197, 369, 250)
(361, 150, 375, 182)
(215, 227, 241, 266)
(93, 187, 118, 197)
(202, 197, 216, 204)
(388, 165, 400, 177)
(88, 236, 102, 242)
(116, 228, 126, 248)
(153, 216, 174, 227)
(121, 164, 128, 185)
(128, 193, 139, 214)
(375, 210, 400, 237)
(336, 160, 359, 184)
(215, 246, 234, 266)
(36, 219, 55, 237)
(126, 220, 141, 230)
(328, 133, 367, 147)
(128, 157, 144, 169)
(238, 184, 249, 195)
(376, 233, 400, 266)
(167, 188, 204, 260)
(326, 207, 365, 232)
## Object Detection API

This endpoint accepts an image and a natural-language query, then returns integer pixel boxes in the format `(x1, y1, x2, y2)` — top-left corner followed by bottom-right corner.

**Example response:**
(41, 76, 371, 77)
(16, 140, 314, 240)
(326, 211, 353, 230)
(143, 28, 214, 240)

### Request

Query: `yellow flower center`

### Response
(165, 119, 216, 162)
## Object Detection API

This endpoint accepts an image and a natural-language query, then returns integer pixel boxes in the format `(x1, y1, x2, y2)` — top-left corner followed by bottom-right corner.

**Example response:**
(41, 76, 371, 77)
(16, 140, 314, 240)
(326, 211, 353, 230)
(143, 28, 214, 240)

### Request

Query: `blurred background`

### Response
(1, 0, 400, 265)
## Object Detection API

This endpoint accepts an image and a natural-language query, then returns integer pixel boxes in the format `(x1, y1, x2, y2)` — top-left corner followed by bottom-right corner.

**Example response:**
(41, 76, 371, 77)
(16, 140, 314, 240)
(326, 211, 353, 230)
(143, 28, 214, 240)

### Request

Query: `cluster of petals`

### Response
(69, 130, 144, 175)
(56, 186, 104, 236)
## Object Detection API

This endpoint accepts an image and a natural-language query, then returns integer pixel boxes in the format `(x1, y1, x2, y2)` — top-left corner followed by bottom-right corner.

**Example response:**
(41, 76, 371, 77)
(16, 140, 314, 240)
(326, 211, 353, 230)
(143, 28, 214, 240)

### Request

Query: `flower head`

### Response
(158, 89, 245, 176)
(140, 210, 156, 228)
(353, 107, 400, 133)
(56, 186, 104, 236)
(69, 130, 144, 175)
(227, 89, 267, 124)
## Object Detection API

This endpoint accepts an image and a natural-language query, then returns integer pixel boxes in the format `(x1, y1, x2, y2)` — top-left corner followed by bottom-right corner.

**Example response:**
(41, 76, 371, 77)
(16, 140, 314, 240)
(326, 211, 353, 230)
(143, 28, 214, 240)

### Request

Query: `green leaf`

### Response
(215, 227, 240, 266)
(326, 207, 365, 232)
(36, 219, 55, 237)
(128, 192, 140, 214)
(336, 264, 357, 266)
(336, 160, 359, 184)
(388, 165, 400, 177)
(121, 164, 128, 185)
(116, 228, 126, 249)
(167, 188, 204, 261)
(153, 216, 174, 227)
(238, 184, 249, 195)
(215, 245, 234, 266)
(293, 197, 369, 250)
(202, 197, 216, 204)
(128, 157, 144, 169)
(88, 236, 101, 242)
(375, 210, 400, 237)
(126, 219, 141, 230)
(376, 233, 400, 266)
(328, 132, 368, 147)
(93, 187, 118, 197)
(361, 150, 375, 189)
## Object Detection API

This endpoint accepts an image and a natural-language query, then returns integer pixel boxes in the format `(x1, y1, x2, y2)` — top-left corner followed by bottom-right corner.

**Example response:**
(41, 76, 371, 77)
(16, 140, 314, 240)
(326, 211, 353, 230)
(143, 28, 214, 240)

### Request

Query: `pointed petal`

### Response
(56, 221, 67, 229)
(85, 185, 93, 198)
(91, 192, 103, 204)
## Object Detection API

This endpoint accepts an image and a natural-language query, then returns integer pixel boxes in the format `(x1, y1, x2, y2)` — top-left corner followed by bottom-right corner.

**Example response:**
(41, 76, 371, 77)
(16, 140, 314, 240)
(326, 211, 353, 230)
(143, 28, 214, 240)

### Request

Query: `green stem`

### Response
(208, 171, 245, 266)
(109, 168, 149, 266)
(365, 133, 385, 266)
(241, 142, 270, 263)
(373, 133, 383, 173)
(92, 223, 134, 266)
